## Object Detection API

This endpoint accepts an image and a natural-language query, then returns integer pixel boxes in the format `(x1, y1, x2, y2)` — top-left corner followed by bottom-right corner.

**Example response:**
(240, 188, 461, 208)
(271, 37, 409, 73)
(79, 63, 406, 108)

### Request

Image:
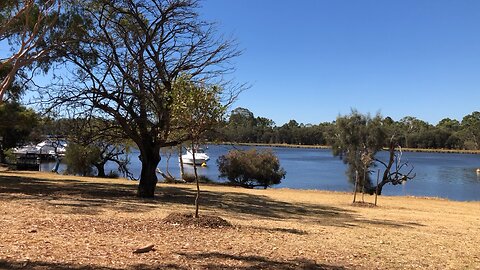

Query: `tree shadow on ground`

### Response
(0, 172, 423, 229)
(0, 260, 185, 270)
(0, 173, 155, 215)
(0, 257, 345, 270)
(157, 186, 424, 228)
(175, 252, 346, 270)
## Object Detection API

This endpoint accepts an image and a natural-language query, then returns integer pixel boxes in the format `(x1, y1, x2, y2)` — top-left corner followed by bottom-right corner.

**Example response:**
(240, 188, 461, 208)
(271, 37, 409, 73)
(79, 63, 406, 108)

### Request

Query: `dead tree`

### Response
(369, 137, 416, 195)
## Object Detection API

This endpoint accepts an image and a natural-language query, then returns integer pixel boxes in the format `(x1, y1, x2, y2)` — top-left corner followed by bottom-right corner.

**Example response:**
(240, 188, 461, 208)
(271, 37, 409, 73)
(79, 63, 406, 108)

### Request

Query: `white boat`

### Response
(180, 147, 210, 165)
(35, 139, 68, 156)
(13, 139, 68, 157)
(12, 144, 39, 155)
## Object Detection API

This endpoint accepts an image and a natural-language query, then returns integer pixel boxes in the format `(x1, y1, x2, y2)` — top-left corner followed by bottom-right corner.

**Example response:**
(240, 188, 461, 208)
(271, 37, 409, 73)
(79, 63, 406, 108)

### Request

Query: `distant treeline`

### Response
(209, 107, 480, 150)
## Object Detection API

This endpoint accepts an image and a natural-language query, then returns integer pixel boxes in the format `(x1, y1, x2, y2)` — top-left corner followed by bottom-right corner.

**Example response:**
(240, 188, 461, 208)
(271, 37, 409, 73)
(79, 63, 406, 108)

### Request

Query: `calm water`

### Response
(41, 144, 480, 201)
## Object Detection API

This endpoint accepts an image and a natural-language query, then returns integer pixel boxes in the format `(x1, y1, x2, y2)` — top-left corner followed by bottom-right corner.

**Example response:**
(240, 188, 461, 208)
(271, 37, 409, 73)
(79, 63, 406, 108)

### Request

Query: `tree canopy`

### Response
(0, 101, 39, 163)
(0, 0, 85, 101)
(331, 110, 415, 195)
(45, 0, 240, 197)
(331, 111, 385, 191)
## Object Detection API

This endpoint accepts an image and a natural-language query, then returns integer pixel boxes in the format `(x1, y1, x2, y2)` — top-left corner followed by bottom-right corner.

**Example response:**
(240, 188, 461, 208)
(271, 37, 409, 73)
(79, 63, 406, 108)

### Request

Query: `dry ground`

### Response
(0, 171, 479, 270)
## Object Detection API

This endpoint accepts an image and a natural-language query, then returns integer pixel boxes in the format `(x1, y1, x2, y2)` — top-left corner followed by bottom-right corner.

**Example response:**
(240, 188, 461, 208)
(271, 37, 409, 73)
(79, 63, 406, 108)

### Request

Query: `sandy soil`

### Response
(0, 170, 479, 269)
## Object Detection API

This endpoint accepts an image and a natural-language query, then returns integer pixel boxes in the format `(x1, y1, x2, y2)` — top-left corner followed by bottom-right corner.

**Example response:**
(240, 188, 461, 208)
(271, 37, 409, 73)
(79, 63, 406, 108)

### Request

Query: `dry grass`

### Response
(0, 170, 479, 269)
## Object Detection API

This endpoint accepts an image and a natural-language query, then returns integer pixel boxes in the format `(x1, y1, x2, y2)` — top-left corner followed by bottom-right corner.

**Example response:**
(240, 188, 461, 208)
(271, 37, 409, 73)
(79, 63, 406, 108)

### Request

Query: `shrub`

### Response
(64, 143, 101, 176)
(182, 173, 213, 183)
(217, 148, 286, 188)
(4, 148, 16, 164)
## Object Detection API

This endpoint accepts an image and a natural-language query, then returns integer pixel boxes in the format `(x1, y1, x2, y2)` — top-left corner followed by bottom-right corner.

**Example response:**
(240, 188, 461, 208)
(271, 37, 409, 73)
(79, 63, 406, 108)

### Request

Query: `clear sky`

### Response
(199, 0, 480, 125)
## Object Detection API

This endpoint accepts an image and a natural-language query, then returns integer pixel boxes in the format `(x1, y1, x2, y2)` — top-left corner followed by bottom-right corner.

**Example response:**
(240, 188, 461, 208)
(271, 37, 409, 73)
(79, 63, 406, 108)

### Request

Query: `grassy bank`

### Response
(0, 171, 479, 269)
(218, 142, 480, 154)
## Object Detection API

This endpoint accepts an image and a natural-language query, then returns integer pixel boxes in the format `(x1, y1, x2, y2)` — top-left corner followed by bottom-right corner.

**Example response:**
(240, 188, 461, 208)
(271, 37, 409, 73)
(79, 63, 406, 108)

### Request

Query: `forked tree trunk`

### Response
(368, 142, 395, 196)
(138, 143, 161, 198)
(368, 180, 387, 195)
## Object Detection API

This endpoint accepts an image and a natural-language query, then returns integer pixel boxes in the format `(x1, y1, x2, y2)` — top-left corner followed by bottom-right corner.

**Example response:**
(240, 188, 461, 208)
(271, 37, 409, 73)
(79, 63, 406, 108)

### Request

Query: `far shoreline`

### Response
(213, 142, 480, 154)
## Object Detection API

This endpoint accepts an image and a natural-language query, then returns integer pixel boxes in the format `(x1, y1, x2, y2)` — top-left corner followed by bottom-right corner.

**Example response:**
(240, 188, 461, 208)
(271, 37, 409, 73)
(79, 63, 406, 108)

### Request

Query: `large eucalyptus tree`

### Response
(51, 0, 240, 197)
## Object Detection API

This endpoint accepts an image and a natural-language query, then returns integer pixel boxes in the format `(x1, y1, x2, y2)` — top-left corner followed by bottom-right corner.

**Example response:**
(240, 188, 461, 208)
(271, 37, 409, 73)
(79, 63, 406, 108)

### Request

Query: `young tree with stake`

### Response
(171, 75, 227, 218)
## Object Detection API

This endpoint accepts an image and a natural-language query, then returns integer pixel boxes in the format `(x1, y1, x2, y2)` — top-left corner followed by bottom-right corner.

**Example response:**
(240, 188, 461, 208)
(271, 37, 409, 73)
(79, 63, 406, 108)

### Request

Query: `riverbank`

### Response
(220, 142, 480, 154)
(0, 171, 479, 269)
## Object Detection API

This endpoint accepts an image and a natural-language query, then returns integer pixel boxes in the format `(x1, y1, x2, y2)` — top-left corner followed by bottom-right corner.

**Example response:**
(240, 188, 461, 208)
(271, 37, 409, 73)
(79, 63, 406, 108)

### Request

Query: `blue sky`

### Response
(200, 0, 480, 125)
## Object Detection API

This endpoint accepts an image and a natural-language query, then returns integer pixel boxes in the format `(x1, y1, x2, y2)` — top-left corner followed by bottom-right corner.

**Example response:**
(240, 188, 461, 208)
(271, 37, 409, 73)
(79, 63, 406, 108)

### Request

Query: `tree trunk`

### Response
(95, 163, 106, 178)
(192, 142, 200, 218)
(368, 141, 396, 196)
(0, 148, 6, 164)
(374, 183, 384, 195)
(178, 145, 184, 180)
(138, 143, 161, 198)
(52, 155, 61, 173)
(368, 180, 387, 195)
(353, 170, 358, 203)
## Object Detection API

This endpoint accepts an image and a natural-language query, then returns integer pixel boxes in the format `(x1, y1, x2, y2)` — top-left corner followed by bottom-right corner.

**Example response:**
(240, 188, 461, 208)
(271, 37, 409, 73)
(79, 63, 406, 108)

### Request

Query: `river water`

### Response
(40, 144, 480, 201)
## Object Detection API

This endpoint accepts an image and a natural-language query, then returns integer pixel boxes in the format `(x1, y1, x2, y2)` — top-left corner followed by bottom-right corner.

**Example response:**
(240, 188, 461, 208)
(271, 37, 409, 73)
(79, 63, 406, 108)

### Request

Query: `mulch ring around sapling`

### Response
(162, 212, 232, 228)
(351, 201, 378, 208)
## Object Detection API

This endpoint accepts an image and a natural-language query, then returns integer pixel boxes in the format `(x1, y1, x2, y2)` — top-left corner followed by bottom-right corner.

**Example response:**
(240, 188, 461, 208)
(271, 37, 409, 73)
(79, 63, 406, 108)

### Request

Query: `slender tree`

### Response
(171, 75, 228, 218)
(331, 110, 385, 191)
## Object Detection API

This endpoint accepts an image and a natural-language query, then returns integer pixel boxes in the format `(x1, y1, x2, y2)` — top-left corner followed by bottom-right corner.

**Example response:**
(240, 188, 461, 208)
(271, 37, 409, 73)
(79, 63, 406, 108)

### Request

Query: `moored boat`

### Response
(13, 139, 68, 159)
(179, 147, 210, 165)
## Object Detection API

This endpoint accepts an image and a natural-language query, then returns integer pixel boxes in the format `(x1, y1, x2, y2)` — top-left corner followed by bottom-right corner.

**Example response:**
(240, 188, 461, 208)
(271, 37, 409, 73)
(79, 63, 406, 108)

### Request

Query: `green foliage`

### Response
(171, 75, 227, 141)
(460, 112, 480, 150)
(4, 148, 16, 164)
(0, 102, 39, 147)
(52, 117, 131, 178)
(217, 149, 286, 189)
(224, 107, 257, 142)
(171, 75, 229, 218)
(331, 110, 386, 190)
(64, 143, 101, 176)
(0, 102, 39, 163)
(216, 107, 333, 145)
(0, 63, 24, 101)
(213, 107, 480, 152)
(437, 118, 460, 132)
